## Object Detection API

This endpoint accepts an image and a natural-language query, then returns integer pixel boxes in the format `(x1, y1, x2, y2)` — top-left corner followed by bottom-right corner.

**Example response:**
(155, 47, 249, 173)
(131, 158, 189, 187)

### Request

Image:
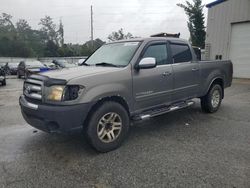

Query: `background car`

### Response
(8, 62, 19, 75)
(17, 60, 49, 79)
(0, 62, 11, 75)
(52, 59, 77, 68)
(42, 61, 58, 70)
(0, 64, 6, 86)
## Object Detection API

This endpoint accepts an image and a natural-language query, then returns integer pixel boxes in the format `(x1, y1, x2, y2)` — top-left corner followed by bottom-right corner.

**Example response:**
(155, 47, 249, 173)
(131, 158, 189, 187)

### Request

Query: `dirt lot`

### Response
(0, 78, 250, 188)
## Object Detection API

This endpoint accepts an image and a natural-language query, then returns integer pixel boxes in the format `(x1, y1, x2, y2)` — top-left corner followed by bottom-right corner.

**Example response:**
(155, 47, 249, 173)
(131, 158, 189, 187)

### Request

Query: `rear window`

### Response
(170, 44, 192, 63)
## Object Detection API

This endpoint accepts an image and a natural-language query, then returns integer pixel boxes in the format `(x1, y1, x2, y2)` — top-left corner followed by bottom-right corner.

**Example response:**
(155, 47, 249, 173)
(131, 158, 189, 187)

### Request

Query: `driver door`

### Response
(132, 41, 174, 111)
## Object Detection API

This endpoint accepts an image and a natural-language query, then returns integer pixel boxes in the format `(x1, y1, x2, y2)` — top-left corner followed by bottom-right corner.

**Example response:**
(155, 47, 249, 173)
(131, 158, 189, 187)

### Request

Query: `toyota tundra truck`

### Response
(19, 37, 233, 152)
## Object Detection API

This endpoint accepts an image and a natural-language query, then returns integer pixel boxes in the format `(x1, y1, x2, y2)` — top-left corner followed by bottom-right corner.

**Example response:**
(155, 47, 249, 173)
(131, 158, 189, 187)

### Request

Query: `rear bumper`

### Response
(19, 95, 92, 134)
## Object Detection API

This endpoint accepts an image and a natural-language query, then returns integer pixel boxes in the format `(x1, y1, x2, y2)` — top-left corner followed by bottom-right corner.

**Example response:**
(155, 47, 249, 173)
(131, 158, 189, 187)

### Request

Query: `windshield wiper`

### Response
(95, 62, 118, 67)
(81, 62, 90, 66)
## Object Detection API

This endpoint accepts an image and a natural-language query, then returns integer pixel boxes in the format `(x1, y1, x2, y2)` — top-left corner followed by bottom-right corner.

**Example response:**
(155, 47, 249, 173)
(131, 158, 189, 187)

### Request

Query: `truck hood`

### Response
(40, 66, 121, 80)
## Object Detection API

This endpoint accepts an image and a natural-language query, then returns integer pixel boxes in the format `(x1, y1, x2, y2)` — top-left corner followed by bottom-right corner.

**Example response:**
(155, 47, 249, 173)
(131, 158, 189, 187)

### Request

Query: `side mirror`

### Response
(137, 57, 156, 69)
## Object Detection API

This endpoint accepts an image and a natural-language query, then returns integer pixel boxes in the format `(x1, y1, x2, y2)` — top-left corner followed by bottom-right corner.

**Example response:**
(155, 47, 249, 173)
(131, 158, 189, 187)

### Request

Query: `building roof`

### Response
(206, 0, 226, 8)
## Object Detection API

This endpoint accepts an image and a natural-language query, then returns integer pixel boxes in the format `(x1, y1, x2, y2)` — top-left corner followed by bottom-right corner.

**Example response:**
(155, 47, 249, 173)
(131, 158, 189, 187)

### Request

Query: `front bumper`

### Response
(19, 95, 92, 134)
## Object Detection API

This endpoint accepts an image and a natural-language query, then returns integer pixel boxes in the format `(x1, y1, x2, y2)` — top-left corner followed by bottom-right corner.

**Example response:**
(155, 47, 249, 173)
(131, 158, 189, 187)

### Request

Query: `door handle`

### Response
(162, 71, 172, 76)
(192, 68, 199, 71)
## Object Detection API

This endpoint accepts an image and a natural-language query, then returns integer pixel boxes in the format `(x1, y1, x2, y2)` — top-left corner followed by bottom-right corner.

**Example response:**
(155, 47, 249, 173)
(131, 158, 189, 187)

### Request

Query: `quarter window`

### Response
(142, 44, 168, 65)
(170, 44, 192, 63)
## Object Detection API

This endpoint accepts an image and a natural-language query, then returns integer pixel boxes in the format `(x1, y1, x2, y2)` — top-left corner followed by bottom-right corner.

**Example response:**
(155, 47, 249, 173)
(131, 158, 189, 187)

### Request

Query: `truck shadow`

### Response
(19, 103, 229, 177)
(22, 103, 205, 156)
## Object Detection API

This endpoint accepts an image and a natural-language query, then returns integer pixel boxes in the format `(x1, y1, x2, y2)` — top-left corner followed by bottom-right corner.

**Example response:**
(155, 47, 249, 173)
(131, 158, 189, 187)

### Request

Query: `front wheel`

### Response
(86, 101, 130, 152)
(201, 84, 223, 113)
(1, 79, 6, 86)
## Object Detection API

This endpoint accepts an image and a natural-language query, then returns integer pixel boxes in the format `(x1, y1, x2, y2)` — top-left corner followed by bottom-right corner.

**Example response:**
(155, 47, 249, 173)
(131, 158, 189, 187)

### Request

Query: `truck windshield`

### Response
(85, 41, 140, 67)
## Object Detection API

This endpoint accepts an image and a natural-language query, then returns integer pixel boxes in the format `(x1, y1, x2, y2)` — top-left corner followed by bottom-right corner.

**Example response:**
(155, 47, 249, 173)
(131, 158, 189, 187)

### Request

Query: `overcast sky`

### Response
(0, 0, 212, 44)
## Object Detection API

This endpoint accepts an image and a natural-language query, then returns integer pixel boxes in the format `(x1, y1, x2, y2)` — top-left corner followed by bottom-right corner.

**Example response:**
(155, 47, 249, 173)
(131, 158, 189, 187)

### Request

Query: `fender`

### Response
(201, 70, 225, 97)
(78, 83, 133, 111)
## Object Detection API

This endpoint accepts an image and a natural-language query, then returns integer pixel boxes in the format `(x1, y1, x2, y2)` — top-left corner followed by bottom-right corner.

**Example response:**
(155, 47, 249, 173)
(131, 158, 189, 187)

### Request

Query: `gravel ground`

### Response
(0, 78, 249, 188)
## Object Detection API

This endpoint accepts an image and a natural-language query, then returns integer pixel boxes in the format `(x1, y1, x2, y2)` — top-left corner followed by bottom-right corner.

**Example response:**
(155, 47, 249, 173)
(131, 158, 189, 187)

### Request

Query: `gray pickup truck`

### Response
(20, 37, 233, 152)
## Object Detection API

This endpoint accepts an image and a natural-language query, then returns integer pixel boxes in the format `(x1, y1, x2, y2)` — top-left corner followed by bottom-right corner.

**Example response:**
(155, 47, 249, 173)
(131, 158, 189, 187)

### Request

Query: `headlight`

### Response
(46, 85, 65, 101)
(46, 85, 84, 102)
(63, 85, 84, 101)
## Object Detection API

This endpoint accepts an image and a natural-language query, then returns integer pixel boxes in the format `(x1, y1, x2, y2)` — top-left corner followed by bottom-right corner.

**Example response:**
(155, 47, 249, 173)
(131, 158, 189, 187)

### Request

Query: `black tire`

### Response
(86, 101, 130, 152)
(2, 79, 6, 86)
(201, 84, 223, 113)
(17, 71, 21, 79)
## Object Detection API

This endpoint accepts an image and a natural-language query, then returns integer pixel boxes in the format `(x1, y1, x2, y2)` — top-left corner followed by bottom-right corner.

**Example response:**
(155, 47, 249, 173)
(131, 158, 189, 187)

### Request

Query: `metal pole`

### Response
(91, 5, 94, 49)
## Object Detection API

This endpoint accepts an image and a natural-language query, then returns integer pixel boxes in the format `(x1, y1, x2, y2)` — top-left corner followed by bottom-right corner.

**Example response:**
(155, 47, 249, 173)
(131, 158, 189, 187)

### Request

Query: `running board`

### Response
(133, 100, 195, 121)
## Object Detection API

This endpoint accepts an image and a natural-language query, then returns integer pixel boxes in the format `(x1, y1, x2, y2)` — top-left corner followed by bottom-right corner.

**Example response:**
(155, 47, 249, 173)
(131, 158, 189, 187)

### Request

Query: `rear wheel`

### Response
(201, 84, 222, 113)
(86, 101, 130, 152)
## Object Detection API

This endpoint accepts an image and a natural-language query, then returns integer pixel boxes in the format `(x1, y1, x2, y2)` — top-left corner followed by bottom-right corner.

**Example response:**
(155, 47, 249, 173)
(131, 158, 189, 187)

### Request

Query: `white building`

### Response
(205, 0, 250, 78)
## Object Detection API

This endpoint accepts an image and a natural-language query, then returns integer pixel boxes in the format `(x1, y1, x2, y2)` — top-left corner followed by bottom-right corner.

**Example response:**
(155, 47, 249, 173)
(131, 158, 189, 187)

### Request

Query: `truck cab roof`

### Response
(109, 37, 189, 45)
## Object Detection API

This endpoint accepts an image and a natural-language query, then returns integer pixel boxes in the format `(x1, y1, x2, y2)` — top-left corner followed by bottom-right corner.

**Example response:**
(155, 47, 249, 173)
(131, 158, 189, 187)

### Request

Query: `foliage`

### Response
(0, 13, 106, 57)
(39, 16, 58, 45)
(177, 0, 206, 48)
(58, 19, 64, 47)
(108, 28, 134, 42)
(0, 13, 134, 58)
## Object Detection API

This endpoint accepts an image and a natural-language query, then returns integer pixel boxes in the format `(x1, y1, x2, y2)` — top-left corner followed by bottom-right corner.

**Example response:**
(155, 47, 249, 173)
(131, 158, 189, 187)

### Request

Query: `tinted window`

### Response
(142, 44, 168, 65)
(170, 44, 192, 63)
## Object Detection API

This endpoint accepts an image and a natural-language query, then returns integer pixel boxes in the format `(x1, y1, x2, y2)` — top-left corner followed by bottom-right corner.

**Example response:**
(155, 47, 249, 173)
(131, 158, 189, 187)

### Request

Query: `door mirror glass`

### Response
(137, 57, 156, 69)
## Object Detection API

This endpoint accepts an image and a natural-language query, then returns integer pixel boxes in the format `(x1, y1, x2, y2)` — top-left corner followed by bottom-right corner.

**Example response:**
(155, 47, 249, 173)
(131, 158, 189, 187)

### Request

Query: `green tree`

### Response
(16, 19, 45, 57)
(0, 13, 32, 57)
(39, 16, 58, 45)
(0, 13, 103, 57)
(16, 19, 31, 40)
(108, 28, 133, 42)
(0, 13, 15, 31)
(58, 44, 74, 57)
(58, 19, 64, 47)
(0, 13, 16, 40)
(177, 0, 206, 48)
(16, 19, 31, 33)
(39, 16, 62, 56)
(44, 40, 59, 57)
(84, 38, 105, 54)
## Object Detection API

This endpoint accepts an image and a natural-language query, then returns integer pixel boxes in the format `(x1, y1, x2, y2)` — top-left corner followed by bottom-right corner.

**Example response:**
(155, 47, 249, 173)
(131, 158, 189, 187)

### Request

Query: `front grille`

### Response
(24, 78, 43, 101)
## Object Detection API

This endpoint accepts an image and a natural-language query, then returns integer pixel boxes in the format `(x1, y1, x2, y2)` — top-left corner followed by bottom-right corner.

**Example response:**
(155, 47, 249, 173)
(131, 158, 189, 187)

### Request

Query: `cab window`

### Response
(142, 44, 168, 66)
(170, 43, 192, 63)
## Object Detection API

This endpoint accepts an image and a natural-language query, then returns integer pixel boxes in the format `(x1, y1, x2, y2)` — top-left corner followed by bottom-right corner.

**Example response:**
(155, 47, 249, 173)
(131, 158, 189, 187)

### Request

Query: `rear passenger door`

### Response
(133, 41, 174, 111)
(170, 42, 200, 102)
